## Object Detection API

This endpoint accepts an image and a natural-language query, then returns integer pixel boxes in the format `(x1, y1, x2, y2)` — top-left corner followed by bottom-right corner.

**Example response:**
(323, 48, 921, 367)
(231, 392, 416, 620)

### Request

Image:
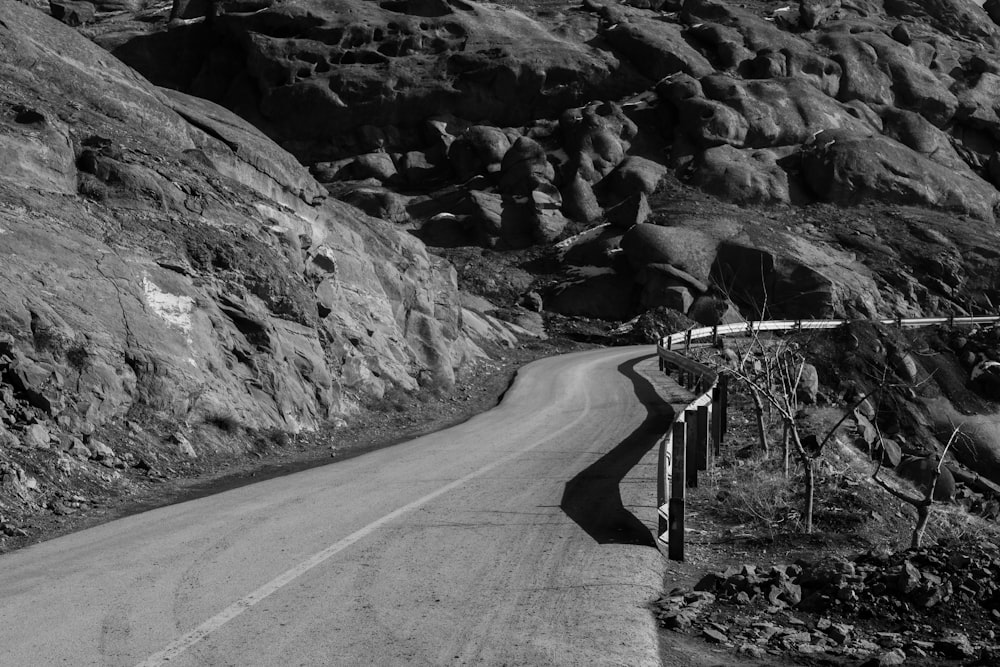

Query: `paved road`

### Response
(0, 347, 688, 666)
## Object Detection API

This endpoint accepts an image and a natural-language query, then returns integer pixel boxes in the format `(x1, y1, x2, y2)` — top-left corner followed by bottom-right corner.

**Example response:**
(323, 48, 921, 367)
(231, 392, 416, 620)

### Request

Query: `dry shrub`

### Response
(924, 503, 1000, 545)
(712, 463, 802, 533)
(203, 411, 241, 434)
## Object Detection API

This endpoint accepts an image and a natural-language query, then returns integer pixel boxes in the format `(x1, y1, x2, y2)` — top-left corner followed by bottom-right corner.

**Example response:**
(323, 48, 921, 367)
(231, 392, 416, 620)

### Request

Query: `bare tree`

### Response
(727, 328, 883, 533)
(871, 426, 960, 548)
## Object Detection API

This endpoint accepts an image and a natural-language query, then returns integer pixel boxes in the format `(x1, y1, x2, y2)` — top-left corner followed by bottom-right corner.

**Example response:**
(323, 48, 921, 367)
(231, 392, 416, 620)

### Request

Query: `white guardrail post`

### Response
(685, 410, 698, 488)
(654, 314, 1000, 561)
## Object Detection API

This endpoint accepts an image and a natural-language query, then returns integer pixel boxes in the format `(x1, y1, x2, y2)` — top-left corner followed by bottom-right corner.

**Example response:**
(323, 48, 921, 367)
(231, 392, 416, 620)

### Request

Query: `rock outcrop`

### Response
(0, 0, 501, 445)
(94, 0, 645, 164)
(77, 0, 1000, 324)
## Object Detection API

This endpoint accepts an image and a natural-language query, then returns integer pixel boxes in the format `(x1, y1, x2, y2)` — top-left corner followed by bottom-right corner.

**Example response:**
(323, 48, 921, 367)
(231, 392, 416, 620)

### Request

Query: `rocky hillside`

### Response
(0, 0, 541, 537)
(82, 0, 1000, 328)
(9, 0, 1000, 544)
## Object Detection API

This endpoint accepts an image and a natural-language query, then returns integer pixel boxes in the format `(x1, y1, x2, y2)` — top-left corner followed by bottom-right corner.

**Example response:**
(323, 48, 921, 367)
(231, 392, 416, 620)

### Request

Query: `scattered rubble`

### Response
(656, 538, 1000, 664)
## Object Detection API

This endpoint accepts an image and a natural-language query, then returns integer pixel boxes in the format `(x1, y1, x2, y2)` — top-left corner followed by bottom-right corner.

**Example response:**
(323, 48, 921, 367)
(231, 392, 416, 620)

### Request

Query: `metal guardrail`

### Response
(653, 315, 1000, 561)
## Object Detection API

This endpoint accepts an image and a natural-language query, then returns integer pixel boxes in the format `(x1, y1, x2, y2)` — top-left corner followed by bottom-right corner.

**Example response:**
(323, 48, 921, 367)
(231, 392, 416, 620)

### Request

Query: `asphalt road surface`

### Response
(0, 347, 687, 666)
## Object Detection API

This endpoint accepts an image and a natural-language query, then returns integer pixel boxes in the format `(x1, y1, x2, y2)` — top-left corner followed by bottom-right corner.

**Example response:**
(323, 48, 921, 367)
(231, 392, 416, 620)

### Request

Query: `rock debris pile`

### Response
(657, 539, 1000, 663)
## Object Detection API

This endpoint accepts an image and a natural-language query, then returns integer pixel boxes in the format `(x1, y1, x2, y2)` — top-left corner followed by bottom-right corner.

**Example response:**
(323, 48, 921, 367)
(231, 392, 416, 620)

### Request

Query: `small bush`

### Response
(712, 464, 801, 533)
(259, 427, 290, 448)
(367, 386, 411, 413)
(32, 326, 67, 355)
(65, 343, 91, 372)
(77, 173, 108, 201)
(204, 411, 241, 434)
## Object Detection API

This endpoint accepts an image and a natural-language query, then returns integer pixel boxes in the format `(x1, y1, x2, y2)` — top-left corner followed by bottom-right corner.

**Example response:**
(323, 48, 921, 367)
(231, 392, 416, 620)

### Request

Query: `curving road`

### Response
(0, 347, 690, 666)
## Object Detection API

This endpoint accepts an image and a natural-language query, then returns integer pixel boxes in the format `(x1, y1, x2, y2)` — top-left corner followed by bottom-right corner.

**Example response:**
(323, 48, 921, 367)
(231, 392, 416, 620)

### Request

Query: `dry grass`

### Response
(701, 374, 993, 553)
(712, 461, 802, 535)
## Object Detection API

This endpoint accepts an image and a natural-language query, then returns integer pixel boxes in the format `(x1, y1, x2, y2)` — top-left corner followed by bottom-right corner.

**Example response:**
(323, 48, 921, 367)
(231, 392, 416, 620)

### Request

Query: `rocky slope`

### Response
(84, 0, 1000, 328)
(12, 0, 1000, 548)
(0, 0, 537, 535)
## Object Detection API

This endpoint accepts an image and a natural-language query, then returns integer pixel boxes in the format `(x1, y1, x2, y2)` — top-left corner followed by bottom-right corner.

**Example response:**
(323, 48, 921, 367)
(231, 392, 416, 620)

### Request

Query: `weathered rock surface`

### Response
(712, 241, 837, 319)
(96, 0, 645, 165)
(690, 146, 791, 205)
(71, 0, 1000, 332)
(0, 0, 499, 441)
(801, 133, 1000, 221)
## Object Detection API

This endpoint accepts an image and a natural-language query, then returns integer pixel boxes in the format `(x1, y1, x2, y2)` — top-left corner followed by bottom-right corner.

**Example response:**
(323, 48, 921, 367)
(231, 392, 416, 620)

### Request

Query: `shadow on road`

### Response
(560, 354, 675, 547)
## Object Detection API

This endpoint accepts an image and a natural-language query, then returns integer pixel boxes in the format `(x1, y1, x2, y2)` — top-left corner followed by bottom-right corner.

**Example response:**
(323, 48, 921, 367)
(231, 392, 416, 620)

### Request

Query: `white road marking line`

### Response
(136, 384, 596, 667)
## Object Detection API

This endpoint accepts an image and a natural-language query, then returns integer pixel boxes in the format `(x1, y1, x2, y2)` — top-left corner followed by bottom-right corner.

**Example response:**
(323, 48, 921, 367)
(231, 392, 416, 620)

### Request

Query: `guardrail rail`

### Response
(654, 315, 1000, 561)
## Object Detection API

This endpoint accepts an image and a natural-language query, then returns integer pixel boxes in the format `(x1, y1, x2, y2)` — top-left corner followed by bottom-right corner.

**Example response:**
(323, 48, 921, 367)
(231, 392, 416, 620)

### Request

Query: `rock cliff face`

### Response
(0, 0, 513, 452)
(94, 0, 1000, 326)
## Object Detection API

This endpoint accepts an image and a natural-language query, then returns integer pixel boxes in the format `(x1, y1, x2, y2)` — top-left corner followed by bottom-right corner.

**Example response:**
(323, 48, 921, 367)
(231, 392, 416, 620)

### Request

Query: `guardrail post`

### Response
(685, 411, 698, 488)
(719, 374, 729, 438)
(711, 386, 722, 457)
(657, 432, 670, 544)
(669, 421, 686, 561)
(684, 329, 692, 352)
(696, 405, 710, 471)
(712, 325, 718, 345)
(658, 356, 664, 372)
(667, 336, 672, 350)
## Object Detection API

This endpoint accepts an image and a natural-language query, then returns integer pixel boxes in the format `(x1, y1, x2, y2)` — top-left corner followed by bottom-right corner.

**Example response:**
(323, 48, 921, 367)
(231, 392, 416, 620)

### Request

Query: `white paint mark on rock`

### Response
(142, 274, 194, 334)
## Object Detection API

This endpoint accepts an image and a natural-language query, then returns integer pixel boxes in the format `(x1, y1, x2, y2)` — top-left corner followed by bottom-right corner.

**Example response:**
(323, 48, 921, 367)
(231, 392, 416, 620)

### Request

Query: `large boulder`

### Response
(685, 21, 753, 71)
(819, 32, 958, 127)
(883, 0, 1000, 48)
(879, 107, 967, 171)
(339, 187, 411, 223)
(560, 101, 636, 185)
(499, 136, 554, 195)
(560, 172, 602, 223)
(797, 363, 819, 404)
(545, 269, 636, 320)
(955, 72, 1000, 140)
(711, 242, 836, 318)
(603, 18, 714, 82)
(562, 227, 622, 267)
(686, 292, 741, 326)
(801, 132, 1000, 221)
(48, 0, 95, 26)
(690, 145, 792, 204)
(605, 192, 651, 228)
(662, 91, 749, 148)
(603, 156, 669, 199)
(896, 456, 956, 501)
(697, 75, 878, 149)
(447, 125, 512, 180)
(638, 263, 702, 311)
(620, 224, 720, 282)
